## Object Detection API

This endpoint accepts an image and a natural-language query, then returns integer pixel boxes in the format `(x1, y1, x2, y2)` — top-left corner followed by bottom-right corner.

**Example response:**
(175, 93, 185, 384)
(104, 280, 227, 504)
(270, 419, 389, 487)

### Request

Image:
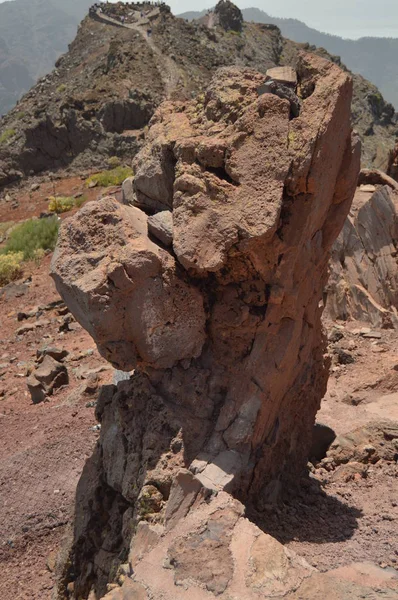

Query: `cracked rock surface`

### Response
(51, 52, 361, 598)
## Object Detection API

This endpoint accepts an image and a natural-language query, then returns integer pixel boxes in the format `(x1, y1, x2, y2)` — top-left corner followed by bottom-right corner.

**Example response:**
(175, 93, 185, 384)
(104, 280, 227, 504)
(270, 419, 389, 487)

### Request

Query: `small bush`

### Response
(48, 195, 86, 214)
(15, 111, 25, 120)
(86, 166, 133, 187)
(0, 252, 24, 286)
(107, 156, 121, 168)
(0, 221, 15, 240)
(57, 84, 67, 93)
(2, 217, 59, 260)
(0, 128, 16, 144)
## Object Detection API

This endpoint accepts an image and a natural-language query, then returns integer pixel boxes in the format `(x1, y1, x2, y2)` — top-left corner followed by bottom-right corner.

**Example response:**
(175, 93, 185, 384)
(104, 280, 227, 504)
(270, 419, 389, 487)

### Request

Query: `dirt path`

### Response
(94, 9, 181, 98)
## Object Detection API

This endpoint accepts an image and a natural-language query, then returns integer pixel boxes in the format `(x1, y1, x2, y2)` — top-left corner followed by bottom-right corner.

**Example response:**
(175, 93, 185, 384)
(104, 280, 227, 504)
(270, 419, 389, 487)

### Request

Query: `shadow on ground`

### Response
(249, 473, 363, 545)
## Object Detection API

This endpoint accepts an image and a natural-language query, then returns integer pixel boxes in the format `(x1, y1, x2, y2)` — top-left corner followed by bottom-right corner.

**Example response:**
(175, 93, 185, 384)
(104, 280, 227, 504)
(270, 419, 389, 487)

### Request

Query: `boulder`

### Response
(214, 0, 243, 32)
(36, 346, 69, 363)
(387, 140, 398, 182)
(121, 176, 134, 206)
(327, 184, 398, 327)
(266, 66, 298, 88)
(358, 168, 398, 191)
(51, 55, 360, 597)
(147, 210, 173, 246)
(326, 420, 398, 467)
(34, 355, 68, 391)
(26, 374, 47, 404)
(27, 355, 69, 403)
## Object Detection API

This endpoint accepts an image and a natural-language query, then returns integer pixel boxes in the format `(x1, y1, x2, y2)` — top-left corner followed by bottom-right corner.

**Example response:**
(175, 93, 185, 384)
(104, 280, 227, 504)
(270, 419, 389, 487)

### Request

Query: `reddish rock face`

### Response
(388, 140, 398, 182)
(51, 52, 360, 597)
(327, 182, 398, 328)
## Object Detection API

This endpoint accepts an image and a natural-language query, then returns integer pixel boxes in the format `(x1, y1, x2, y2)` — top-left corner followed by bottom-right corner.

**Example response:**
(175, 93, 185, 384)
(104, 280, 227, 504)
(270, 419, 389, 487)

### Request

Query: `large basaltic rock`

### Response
(51, 53, 360, 598)
(327, 182, 398, 327)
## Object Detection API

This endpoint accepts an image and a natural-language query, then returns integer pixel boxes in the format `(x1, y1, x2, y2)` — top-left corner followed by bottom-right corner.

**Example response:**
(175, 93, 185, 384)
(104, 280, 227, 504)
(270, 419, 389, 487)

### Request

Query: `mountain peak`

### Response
(214, 0, 243, 32)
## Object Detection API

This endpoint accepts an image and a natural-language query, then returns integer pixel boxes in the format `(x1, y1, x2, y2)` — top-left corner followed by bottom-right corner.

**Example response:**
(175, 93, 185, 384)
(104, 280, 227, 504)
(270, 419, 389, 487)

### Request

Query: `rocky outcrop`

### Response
(51, 54, 360, 598)
(100, 488, 398, 600)
(327, 183, 398, 327)
(388, 140, 398, 182)
(214, 0, 243, 32)
(358, 168, 398, 191)
(26, 346, 69, 404)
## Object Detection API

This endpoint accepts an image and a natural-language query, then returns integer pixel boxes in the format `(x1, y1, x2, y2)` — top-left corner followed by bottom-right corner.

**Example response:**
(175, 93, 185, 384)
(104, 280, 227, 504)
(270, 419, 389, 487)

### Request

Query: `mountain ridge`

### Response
(0, 2, 396, 189)
(180, 7, 398, 110)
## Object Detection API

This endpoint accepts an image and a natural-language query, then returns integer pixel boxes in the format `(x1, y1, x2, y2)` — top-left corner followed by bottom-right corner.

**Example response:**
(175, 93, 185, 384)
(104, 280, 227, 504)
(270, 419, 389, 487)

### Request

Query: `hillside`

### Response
(181, 7, 398, 111)
(0, 2, 396, 190)
(0, 0, 92, 116)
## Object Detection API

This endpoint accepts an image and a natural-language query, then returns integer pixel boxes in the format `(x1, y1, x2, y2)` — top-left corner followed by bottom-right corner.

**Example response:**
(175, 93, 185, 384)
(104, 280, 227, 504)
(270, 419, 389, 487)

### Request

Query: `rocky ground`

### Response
(0, 175, 397, 598)
(0, 176, 115, 599)
(265, 321, 398, 572)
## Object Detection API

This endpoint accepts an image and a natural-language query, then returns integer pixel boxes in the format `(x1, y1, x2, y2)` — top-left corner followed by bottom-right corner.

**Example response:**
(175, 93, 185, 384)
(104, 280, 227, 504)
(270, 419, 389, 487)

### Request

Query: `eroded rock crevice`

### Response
(51, 53, 360, 598)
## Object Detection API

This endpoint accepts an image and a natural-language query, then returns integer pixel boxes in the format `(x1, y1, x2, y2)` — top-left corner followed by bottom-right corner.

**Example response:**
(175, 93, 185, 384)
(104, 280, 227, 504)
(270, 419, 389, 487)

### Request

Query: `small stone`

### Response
(265, 66, 297, 88)
(359, 184, 376, 192)
(34, 355, 69, 392)
(36, 347, 69, 363)
(27, 374, 47, 404)
(328, 328, 344, 343)
(17, 309, 38, 321)
(362, 331, 382, 339)
(148, 211, 173, 247)
(359, 327, 371, 335)
(83, 374, 99, 395)
(336, 349, 355, 365)
(16, 323, 36, 335)
(85, 400, 97, 408)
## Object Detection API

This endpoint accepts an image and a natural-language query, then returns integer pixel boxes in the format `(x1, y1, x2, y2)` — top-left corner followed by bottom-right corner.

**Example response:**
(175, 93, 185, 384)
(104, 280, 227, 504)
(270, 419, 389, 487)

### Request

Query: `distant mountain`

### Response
(0, 0, 92, 115)
(179, 7, 398, 109)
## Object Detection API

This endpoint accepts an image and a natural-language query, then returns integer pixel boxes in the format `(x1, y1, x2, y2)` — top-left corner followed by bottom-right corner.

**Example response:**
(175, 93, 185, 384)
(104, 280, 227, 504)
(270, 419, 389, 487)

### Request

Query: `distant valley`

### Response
(0, 0, 92, 116)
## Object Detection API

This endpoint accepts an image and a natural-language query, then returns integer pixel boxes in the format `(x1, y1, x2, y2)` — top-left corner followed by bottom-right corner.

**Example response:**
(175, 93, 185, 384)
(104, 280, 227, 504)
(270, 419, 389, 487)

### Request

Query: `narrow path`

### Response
(94, 9, 181, 99)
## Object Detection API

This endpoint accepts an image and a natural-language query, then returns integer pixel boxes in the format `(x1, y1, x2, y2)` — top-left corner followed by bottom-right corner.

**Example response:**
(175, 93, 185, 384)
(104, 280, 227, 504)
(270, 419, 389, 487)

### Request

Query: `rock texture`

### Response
(327, 182, 398, 327)
(388, 140, 398, 182)
(213, 0, 243, 32)
(51, 55, 360, 598)
(98, 489, 398, 600)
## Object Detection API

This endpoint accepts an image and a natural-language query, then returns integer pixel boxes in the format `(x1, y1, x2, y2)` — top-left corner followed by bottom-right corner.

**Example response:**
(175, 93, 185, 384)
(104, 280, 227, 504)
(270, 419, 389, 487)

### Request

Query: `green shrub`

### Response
(107, 156, 121, 168)
(0, 252, 24, 286)
(57, 84, 67, 93)
(86, 166, 133, 187)
(48, 195, 86, 214)
(2, 217, 59, 260)
(15, 111, 26, 120)
(0, 221, 15, 240)
(0, 129, 16, 144)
